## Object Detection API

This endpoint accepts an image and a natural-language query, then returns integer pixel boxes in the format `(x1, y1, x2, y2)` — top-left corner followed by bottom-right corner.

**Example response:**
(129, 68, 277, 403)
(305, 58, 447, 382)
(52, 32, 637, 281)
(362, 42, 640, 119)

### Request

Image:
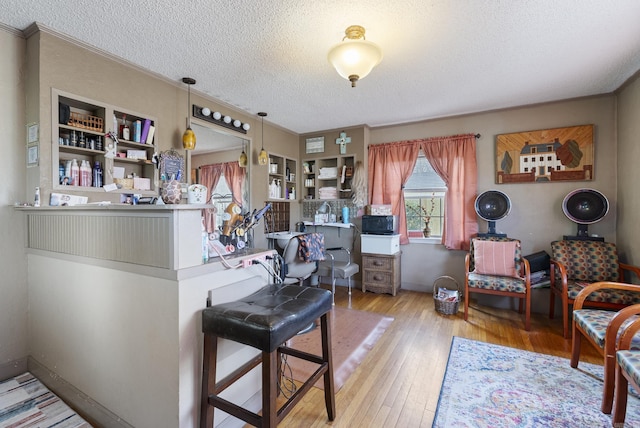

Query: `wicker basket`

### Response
(68, 111, 104, 132)
(433, 275, 460, 315)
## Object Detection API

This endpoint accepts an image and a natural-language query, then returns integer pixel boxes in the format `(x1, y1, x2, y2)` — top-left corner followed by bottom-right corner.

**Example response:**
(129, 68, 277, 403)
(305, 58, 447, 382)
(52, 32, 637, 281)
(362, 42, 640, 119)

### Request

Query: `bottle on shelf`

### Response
(70, 159, 80, 186)
(78, 131, 86, 149)
(64, 160, 72, 182)
(70, 130, 77, 147)
(120, 114, 130, 141)
(79, 160, 92, 187)
(93, 161, 103, 188)
(34, 187, 40, 207)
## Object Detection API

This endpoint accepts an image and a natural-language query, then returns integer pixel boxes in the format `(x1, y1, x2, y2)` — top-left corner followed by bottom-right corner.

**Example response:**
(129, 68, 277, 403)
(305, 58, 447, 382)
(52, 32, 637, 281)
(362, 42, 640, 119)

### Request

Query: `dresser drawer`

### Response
(363, 269, 394, 286)
(362, 255, 394, 271)
(361, 252, 401, 296)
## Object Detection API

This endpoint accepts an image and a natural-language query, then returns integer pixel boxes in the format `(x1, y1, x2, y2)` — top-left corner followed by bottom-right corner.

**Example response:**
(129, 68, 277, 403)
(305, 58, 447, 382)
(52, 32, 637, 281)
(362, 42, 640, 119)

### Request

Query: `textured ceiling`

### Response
(2, 1, 640, 134)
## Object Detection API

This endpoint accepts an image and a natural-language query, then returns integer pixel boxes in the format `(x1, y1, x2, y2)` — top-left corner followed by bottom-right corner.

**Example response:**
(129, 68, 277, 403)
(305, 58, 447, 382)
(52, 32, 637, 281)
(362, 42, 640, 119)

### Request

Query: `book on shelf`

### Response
(133, 120, 142, 143)
(140, 119, 152, 143)
(145, 125, 155, 145)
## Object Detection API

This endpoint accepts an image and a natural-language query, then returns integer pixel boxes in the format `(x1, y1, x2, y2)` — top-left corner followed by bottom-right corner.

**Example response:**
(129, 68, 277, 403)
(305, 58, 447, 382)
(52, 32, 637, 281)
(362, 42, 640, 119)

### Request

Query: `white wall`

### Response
(616, 72, 640, 270)
(0, 25, 28, 378)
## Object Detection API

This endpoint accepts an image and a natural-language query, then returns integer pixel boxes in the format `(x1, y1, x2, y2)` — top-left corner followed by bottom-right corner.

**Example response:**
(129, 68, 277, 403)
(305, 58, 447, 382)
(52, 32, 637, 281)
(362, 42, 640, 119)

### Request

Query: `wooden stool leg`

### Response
(200, 334, 217, 428)
(262, 350, 278, 427)
(320, 311, 336, 420)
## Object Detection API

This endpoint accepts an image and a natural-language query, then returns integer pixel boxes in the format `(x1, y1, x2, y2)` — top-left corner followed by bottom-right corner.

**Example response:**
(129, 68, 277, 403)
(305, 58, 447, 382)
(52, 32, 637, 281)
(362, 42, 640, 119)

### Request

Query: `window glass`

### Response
(211, 174, 233, 228)
(404, 154, 447, 238)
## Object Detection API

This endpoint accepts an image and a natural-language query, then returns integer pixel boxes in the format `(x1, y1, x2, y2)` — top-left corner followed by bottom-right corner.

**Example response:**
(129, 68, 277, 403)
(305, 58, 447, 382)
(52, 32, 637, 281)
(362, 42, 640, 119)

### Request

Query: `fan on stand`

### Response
(562, 188, 609, 241)
(475, 190, 511, 238)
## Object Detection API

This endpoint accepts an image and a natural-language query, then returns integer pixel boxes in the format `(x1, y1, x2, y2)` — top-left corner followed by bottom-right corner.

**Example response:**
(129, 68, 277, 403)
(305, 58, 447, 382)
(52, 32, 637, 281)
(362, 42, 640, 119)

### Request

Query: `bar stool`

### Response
(200, 284, 335, 428)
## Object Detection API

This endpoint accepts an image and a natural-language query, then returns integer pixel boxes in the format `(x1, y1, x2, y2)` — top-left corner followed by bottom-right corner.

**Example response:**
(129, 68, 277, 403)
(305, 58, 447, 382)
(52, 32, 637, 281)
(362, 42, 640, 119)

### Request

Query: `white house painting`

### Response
(495, 125, 594, 184)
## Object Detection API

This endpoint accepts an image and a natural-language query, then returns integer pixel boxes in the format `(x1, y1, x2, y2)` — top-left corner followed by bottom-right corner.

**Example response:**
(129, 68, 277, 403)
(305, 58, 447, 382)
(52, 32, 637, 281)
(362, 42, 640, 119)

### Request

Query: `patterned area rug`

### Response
(0, 372, 91, 428)
(433, 337, 640, 427)
(286, 306, 393, 391)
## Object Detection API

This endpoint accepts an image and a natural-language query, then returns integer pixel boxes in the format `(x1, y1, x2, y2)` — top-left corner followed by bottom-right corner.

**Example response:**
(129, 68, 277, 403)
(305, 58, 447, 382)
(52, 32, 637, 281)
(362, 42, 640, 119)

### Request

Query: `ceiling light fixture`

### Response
(258, 112, 268, 166)
(328, 25, 382, 87)
(238, 140, 248, 168)
(182, 77, 196, 150)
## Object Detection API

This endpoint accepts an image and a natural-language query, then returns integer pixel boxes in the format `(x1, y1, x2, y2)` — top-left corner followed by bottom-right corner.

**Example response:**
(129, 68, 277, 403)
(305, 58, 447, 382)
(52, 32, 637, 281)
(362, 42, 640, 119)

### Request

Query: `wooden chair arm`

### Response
(604, 303, 640, 357)
(618, 316, 640, 350)
(574, 281, 640, 310)
(465, 253, 471, 275)
(522, 258, 531, 292)
(549, 259, 568, 288)
(620, 262, 640, 283)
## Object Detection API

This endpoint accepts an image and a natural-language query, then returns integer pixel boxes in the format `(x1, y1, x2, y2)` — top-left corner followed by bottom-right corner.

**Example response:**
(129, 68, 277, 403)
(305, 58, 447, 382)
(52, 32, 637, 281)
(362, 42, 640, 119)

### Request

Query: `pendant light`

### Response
(182, 77, 196, 150)
(238, 140, 248, 167)
(328, 25, 383, 87)
(258, 112, 268, 166)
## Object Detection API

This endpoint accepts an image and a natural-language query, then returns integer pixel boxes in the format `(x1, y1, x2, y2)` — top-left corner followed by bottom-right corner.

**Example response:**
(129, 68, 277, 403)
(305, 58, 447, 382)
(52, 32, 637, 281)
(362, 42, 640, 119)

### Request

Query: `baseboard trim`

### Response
(28, 357, 134, 428)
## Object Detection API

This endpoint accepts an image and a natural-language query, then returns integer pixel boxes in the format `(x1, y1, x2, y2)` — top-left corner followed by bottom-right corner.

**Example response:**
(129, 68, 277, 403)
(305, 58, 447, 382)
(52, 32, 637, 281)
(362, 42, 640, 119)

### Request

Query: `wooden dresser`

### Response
(361, 252, 401, 296)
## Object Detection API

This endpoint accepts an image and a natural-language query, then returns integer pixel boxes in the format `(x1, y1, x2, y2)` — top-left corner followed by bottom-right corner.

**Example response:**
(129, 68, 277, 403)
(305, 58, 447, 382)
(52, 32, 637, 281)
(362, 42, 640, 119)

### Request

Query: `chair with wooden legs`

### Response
(464, 236, 532, 330)
(200, 284, 335, 428)
(570, 282, 640, 414)
(612, 317, 640, 426)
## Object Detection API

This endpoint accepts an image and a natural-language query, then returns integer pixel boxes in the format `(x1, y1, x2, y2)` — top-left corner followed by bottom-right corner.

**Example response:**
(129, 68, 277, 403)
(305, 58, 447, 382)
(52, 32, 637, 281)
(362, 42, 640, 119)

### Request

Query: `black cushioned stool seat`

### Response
(200, 284, 335, 428)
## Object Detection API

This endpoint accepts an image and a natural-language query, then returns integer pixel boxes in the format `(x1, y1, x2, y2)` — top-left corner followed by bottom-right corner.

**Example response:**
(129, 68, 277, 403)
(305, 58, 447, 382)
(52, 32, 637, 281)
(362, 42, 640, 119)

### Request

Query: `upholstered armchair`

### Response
(570, 282, 640, 415)
(549, 240, 640, 338)
(464, 236, 531, 330)
(613, 316, 640, 425)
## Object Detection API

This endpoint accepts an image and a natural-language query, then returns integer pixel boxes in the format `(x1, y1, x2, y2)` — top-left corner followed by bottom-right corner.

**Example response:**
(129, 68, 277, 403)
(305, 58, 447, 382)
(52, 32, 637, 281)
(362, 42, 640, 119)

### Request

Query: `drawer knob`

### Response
(373, 261, 383, 266)
(373, 274, 383, 280)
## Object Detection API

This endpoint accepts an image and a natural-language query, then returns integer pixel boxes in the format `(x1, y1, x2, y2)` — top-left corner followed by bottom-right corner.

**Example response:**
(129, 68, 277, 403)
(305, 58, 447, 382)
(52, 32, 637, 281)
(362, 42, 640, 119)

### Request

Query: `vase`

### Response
(423, 221, 431, 238)
(161, 180, 182, 204)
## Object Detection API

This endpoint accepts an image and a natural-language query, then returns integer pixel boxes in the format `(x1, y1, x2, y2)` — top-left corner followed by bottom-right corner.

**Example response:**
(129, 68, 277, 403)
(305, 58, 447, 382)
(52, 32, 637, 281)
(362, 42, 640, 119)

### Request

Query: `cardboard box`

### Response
(366, 204, 393, 215)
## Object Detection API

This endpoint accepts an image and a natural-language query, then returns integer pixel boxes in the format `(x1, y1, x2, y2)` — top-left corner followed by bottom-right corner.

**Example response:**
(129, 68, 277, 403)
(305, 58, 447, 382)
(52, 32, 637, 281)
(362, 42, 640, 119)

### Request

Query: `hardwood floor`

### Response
(275, 286, 602, 428)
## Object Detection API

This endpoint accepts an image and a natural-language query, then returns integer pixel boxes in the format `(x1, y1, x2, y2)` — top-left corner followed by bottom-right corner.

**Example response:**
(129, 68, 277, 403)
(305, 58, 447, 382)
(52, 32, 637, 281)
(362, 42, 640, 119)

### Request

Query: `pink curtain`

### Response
(368, 141, 421, 245)
(198, 161, 246, 233)
(420, 134, 478, 250)
(199, 164, 224, 233)
(222, 162, 246, 206)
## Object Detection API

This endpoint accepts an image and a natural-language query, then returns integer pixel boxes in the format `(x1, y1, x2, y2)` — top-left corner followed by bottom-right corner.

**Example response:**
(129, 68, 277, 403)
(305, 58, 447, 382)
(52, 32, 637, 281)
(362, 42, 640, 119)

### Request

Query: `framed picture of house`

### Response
(495, 124, 594, 184)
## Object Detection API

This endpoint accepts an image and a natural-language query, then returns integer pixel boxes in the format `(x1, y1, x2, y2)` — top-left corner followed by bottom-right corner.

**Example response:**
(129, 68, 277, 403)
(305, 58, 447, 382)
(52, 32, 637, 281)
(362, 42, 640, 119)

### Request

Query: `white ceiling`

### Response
(2, 1, 640, 135)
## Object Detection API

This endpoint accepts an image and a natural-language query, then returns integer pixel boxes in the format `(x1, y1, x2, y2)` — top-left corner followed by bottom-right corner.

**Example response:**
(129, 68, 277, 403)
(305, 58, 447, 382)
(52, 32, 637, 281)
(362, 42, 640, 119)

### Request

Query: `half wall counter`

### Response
(18, 204, 276, 428)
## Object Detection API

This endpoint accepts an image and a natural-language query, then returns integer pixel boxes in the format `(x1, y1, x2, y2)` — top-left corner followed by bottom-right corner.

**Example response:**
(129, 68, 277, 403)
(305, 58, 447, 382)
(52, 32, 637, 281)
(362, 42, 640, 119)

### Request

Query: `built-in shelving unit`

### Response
(267, 153, 297, 201)
(302, 155, 355, 201)
(52, 89, 158, 197)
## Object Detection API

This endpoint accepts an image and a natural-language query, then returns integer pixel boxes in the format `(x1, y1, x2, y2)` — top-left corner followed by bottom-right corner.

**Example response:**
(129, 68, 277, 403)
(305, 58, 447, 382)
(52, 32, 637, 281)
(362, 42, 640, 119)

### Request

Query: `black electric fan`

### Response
(562, 188, 609, 241)
(475, 190, 511, 237)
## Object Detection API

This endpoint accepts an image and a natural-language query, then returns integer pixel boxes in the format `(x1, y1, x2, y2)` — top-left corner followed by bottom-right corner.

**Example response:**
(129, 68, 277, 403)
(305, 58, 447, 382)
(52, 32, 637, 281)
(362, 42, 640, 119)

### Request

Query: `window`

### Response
(404, 153, 447, 238)
(210, 174, 233, 227)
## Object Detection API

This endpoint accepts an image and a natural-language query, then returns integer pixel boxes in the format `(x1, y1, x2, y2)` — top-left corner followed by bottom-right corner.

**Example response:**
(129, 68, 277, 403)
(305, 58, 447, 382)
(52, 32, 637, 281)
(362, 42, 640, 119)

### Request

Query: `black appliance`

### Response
(562, 188, 608, 241)
(362, 215, 397, 235)
(475, 190, 511, 237)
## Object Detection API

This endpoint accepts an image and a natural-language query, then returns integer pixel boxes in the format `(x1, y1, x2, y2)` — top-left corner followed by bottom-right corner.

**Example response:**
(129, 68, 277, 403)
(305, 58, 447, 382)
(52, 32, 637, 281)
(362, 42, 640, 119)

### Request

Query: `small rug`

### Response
(0, 372, 91, 428)
(286, 306, 393, 391)
(433, 337, 640, 427)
